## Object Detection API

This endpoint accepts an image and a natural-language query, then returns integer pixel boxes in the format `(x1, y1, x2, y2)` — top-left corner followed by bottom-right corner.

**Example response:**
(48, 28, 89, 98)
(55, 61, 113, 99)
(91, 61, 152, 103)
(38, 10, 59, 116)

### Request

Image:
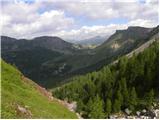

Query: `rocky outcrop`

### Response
(16, 104, 32, 118)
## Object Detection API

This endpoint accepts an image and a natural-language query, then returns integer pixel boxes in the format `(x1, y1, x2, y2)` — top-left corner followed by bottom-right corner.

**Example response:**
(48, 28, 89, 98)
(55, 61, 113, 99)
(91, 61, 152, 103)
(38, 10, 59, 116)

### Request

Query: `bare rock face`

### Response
(111, 42, 120, 50)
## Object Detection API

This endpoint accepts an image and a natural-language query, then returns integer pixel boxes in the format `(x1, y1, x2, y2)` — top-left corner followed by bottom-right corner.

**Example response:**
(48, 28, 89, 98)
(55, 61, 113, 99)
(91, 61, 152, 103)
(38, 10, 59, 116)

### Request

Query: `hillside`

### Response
(53, 41, 159, 119)
(1, 36, 82, 87)
(93, 26, 153, 60)
(1, 60, 77, 119)
(66, 26, 158, 76)
(112, 33, 159, 65)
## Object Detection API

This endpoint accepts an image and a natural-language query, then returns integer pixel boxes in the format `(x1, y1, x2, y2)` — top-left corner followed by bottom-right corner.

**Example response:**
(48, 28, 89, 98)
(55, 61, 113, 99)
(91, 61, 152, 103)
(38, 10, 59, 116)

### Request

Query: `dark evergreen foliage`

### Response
(53, 41, 159, 118)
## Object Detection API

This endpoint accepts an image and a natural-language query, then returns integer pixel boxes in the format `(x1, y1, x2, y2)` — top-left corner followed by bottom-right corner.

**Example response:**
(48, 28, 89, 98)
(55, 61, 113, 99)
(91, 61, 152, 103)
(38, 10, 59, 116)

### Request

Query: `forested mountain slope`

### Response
(84, 26, 156, 70)
(53, 41, 159, 118)
(1, 60, 77, 119)
(65, 26, 158, 79)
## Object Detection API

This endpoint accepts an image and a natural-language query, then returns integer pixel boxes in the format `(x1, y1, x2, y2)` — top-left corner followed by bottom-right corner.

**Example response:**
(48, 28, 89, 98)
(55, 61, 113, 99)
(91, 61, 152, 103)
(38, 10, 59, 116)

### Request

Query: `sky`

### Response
(0, 0, 159, 41)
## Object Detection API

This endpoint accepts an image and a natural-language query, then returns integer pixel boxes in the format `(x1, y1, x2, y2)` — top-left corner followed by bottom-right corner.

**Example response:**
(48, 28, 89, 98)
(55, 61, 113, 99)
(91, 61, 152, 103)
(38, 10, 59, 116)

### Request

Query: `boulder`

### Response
(142, 109, 147, 113)
(154, 109, 159, 118)
(136, 111, 140, 116)
(109, 115, 117, 119)
(125, 108, 132, 115)
(17, 105, 27, 114)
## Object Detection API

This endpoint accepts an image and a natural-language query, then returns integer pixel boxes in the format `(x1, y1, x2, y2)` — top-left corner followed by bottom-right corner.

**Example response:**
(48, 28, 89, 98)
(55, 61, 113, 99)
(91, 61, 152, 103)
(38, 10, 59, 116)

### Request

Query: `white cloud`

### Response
(54, 19, 157, 41)
(128, 19, 157, 27)
(54, 25, 118, 40)
(0, 0, 158, 40)
(1, 1, 74, 38)
(50, 0, 158, 20)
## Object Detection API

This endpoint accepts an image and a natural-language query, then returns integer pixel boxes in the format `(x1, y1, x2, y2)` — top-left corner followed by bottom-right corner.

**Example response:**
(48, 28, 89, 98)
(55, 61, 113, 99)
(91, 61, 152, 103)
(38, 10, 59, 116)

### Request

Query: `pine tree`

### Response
(129, 87, 137, 111)
(117, 57, 128, 77)
(113, 99, 121, 113)
(105, 98, 112, 117)
(87, 95, 105, 118)
(116, 89, 123, 105)
(145, 89, 154, 108)
(120, 78, 129, 107)
(76, 100, 84, 112)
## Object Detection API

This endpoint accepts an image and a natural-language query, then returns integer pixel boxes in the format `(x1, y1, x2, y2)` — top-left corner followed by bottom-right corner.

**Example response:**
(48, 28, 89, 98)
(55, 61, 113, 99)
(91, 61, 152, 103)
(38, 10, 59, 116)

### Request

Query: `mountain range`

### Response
(1, 26, 159, 88)
(1, 36, 78, 54)
(73, 36, 107, 46)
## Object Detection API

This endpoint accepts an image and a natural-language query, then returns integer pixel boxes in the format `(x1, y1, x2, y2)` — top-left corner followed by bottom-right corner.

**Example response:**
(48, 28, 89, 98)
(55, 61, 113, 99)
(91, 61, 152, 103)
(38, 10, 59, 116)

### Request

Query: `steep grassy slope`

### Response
(1, 60, 77, 119)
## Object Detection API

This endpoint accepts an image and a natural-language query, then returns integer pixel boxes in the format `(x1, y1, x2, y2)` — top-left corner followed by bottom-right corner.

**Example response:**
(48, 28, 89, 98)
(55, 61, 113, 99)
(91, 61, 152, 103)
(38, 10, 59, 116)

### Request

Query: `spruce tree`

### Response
(113, 99, 121, 113)
(145, 89, 154, 108)
(116, 89, 123, 105)
(121, 78, 129, 107)
(87, 95, 105, 118)
(105, 98, 112, 117)
(77, 100, 84, 112)
(129, 87, 137, 111)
